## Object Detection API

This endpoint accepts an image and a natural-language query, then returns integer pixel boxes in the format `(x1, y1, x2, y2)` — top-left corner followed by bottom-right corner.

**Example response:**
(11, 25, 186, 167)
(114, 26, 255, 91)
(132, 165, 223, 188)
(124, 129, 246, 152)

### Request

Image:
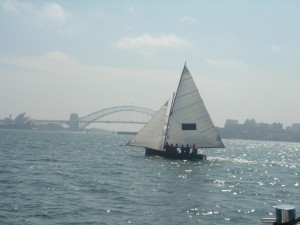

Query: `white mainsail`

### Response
(165, 64, 224, 148)
(126, 101, 169, 150)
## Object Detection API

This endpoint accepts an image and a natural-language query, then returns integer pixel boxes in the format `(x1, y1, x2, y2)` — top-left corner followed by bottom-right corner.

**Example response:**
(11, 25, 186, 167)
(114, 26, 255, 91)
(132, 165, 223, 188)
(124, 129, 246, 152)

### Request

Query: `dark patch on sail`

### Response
(182, 123, 196, 130)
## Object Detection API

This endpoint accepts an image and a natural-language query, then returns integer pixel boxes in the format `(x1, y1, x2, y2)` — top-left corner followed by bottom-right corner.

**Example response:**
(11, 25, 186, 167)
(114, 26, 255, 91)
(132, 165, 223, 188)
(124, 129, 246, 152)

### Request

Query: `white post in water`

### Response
(275, 205, 295, 223)
(261, 205, 297, 224)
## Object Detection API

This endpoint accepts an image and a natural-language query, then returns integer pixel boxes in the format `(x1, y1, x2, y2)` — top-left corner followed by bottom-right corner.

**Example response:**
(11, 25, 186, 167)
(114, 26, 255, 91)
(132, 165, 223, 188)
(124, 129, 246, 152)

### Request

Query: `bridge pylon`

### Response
(69, 113, 79, 130)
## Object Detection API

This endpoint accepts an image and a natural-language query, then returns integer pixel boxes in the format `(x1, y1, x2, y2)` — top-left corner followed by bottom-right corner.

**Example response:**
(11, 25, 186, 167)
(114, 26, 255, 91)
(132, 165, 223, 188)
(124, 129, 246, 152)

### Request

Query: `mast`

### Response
(162, 92, 175, 148)
(163, 63, 187, 147)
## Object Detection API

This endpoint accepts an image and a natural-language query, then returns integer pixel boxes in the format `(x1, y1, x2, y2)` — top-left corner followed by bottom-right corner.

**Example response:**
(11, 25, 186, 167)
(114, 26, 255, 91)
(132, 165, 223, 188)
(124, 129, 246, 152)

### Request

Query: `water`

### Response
(0, 129, 299, 225)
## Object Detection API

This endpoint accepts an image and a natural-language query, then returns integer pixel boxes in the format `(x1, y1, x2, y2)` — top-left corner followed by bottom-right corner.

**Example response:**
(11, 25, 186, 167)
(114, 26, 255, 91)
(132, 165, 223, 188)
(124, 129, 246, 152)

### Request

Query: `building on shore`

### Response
(0, 113, 34, 129)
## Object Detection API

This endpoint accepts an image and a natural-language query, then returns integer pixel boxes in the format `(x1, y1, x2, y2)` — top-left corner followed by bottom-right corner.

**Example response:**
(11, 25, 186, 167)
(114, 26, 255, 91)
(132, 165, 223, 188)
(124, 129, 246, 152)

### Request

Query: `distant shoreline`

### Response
(218, 119, 300, 143)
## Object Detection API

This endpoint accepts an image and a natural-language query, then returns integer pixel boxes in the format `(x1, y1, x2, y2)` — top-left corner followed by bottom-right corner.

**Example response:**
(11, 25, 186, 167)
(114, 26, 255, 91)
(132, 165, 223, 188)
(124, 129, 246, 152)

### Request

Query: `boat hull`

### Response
(145, 148, 206, 160)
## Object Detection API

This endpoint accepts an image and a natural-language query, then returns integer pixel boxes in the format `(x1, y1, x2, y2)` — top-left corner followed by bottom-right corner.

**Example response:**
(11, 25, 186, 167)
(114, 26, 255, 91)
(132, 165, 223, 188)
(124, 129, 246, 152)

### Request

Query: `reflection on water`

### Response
(0, 130, 299, 225)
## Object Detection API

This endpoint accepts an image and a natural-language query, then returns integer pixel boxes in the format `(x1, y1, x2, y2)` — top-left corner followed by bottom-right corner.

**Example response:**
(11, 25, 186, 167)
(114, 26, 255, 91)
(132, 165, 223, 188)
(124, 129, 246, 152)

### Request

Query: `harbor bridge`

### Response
(34, 105, 157, 130)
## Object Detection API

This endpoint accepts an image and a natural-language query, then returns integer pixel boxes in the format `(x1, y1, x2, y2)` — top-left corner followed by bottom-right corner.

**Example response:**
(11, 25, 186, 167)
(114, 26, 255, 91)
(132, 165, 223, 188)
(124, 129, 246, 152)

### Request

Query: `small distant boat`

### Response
(126, 63, 224, 160)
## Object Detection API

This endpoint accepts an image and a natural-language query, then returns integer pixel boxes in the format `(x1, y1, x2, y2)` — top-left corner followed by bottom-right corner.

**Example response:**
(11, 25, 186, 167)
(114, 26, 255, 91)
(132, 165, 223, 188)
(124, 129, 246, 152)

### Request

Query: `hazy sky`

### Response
(1, 0, 299, 127)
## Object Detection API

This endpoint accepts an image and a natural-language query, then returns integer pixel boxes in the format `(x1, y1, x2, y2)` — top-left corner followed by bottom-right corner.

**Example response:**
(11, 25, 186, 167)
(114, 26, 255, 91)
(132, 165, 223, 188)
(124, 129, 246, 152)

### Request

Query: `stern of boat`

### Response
(145, 148, 166, 157)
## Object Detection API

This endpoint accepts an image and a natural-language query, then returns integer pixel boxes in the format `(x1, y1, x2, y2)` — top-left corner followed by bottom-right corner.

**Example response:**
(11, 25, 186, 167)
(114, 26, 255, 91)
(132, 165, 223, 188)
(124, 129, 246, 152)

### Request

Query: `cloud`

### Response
(113, 34, 190, 51)
(2, 1, 72, 26)
(1, 0, 33, 13)
(2, 0, 18, 12)
(0, 51, 77, 73)
(178, 15, 197, 24)
(205, 59, 245, 67)
(0, 52, 180, 120)
(128, 6, 135, 14)
(270, 44, 281, 52)
(40, 2, 72, 23)
(44, 51, 75, 62)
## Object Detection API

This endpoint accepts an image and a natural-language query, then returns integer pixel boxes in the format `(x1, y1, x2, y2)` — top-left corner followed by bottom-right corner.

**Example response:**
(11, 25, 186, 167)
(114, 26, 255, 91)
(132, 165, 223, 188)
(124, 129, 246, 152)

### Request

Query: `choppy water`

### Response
(0, 129, 299, 225)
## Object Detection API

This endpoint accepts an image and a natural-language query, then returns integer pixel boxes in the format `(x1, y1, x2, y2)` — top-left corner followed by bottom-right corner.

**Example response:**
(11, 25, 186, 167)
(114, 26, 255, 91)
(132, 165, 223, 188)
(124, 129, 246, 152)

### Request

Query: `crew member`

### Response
(185, 144, 190, 155)
(180, 145, 185, 154)
(164, 142, 170, 152)
(191, 145, 198, 155)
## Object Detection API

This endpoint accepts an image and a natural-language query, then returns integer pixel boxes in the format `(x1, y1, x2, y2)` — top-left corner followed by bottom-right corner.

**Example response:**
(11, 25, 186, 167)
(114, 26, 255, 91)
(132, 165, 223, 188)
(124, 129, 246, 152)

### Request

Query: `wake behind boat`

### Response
(126, 63, 224, 160)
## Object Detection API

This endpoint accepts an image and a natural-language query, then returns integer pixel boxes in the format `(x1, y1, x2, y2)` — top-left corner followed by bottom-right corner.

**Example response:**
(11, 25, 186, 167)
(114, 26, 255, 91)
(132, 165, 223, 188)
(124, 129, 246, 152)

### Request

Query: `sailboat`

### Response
(126, 63, 224, 160)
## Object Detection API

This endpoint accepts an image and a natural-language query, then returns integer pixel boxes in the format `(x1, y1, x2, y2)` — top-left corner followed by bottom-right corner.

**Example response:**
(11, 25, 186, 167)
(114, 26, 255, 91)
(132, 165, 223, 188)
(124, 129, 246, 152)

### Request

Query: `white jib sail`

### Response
(166, 65, 224, 148)
(126, 101, 169, 150)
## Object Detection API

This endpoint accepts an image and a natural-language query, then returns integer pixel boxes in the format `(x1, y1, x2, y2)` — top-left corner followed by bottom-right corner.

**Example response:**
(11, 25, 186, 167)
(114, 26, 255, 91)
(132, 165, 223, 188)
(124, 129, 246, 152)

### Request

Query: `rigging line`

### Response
(172, 120, 181, 129)
(201, 126, 215, 134)
(196, 114, 210, 121)
(196, 129, 222, 143)
(181, 76, 192, 82)
(171, 100, 203, 114)
(169, 63, 187, 116)
(169, 117, 181, 127)
(176, 89, 199, 99)
(211, 139, 222, 144)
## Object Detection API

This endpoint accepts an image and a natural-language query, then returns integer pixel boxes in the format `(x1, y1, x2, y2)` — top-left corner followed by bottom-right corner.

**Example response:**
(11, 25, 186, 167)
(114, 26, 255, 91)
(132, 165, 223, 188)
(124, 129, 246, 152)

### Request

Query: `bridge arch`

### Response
(78, 105, 157, 129)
